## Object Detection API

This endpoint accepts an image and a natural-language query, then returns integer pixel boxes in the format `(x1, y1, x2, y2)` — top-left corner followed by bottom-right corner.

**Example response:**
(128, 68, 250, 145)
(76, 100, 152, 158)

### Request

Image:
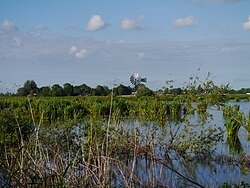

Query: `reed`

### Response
(223, 105, 244, 138)
(0, 87, 245, 187)
(245, 114, 250, 134)
(0, 97, 213, 187)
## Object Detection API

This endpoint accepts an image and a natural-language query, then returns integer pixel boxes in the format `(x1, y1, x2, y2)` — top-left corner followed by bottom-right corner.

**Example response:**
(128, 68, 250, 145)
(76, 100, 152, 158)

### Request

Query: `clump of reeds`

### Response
(166, 100, 182, 120)
(226, 135, 243, 154)
(245, 114, 250, 138)
(223, 105, 244, 138)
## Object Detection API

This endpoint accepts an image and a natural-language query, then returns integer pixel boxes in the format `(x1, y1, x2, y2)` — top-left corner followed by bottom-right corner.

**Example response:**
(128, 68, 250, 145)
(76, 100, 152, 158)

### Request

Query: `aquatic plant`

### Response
(226, 136, 243, 154)
(223, 105, 244, 138)
(1, 73, 249, 187)
(245, 114, 250, 134)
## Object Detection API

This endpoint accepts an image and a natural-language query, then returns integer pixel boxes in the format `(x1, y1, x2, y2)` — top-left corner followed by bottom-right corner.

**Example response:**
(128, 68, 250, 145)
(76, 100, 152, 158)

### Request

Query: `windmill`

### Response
(130, 73, 147, 87)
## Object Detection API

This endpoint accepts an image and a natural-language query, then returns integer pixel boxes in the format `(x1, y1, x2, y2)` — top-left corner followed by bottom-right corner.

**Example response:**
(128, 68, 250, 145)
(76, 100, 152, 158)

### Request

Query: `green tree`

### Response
(17, 80, 38, 96)
(74, 84, 92, 96)
(93, 85, 110, 96)
(114, 84, 132, 95)
(136, 85, 154, 97)
(17, 87, 27, 96)
(63, 83, 74, 96)
(170, 87, 182, 95)
(23, 80, 38, 94)
(51, 84, 64, 96)
(38, 86, 51, 96)
(24, 80, 38, 94)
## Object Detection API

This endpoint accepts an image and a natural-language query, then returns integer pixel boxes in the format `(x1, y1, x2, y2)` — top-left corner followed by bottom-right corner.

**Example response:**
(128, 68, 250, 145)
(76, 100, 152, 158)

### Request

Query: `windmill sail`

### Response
(130, 73, 147, 86)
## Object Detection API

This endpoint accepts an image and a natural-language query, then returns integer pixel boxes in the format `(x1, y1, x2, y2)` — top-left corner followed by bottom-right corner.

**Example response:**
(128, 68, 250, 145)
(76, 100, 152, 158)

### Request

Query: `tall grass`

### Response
(245, 114, 250, 136)
(1, 92, 248, 186)
(223, 105, 244, 138)
(0, 96, 220, 187)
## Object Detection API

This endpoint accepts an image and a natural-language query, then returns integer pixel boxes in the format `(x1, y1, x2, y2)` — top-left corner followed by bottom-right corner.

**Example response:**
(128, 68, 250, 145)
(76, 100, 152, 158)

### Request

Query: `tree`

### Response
(93, 85, 110, 96)
(38, 86, 51, 96)
(16, 80, 38, 96)
(63, 83, 74, 96)
(17, 87, 27, 96)
(51, 84, 64, 96)
(24, 80, 38, 94)
(114, 84, 132, 95)
(74, 84, 92, 96)
(170, 88, 182, 95)
(136, 85, 154, 97)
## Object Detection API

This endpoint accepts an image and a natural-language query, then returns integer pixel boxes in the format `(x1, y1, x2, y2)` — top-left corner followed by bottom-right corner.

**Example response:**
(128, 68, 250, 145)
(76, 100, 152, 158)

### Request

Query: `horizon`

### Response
(1, 0, 250, 93)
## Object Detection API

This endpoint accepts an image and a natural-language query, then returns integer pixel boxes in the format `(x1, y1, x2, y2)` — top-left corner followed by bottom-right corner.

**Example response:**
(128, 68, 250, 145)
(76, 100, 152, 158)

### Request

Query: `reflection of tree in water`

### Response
(226, 136, 243, 154)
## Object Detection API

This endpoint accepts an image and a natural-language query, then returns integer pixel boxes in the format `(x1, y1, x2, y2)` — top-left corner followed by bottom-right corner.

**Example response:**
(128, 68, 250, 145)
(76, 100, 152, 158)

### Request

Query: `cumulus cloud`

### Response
(86, 15, 107, 31)
(0, 20, 18, 32)
(68, 46, 78, 54)
(121, 15, 145, 31)
(242, 16, 250, 31)
(68, 46, 88, 59)
(173, 16, 196, 28)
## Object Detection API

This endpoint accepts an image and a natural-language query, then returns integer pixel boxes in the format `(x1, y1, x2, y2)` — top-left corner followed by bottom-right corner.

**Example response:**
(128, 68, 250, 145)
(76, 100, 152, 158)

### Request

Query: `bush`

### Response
(136, 85, 154, 98)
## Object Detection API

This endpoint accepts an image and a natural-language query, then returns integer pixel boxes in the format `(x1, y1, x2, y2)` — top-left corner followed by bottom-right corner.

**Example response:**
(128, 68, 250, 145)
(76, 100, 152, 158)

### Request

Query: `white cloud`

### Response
(86, 15, 107, 31)
(121, 18, 136, 30)
(1, 20, 18, 32)
(242, 16, 250, 31)
(173, 16, 196, 28)
(1, 31, 250, 90)
(68, 46, 78, 54)
(75, 49, 88, 59)
(121, 15, 145, 31)
(68, 46, 88, 59)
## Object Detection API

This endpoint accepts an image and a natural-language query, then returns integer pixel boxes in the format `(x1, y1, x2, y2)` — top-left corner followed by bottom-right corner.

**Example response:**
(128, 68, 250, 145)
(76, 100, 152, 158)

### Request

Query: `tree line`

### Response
(13, 80, 134, 97)
(1, 80, 249, 97)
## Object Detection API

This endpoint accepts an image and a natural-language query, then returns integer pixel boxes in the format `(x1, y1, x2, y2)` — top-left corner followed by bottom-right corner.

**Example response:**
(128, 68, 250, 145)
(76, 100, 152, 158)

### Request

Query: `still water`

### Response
(120, 101, 250, 187)
(0, 101, 249, 187)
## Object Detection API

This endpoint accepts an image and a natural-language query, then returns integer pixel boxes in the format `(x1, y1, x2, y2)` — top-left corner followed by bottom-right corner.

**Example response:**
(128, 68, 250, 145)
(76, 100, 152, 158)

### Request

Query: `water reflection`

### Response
(1, 101, 250, 187)
(227, 136, 243, 154)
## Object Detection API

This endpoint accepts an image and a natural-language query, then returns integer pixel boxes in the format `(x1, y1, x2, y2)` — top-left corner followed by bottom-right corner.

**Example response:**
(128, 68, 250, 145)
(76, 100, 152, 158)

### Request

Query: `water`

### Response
(1, 101, 250, 187)
(117, 101, 250, 186)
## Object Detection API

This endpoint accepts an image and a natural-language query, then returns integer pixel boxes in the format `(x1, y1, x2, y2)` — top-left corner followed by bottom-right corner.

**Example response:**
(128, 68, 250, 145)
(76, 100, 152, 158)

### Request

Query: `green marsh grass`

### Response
(1, 88, 249, 187)
(223, 105, 244, 138)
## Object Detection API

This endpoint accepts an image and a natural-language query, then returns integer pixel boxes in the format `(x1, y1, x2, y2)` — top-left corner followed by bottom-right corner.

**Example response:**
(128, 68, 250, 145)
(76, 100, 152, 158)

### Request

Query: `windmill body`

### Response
(130, 73, 147, 87)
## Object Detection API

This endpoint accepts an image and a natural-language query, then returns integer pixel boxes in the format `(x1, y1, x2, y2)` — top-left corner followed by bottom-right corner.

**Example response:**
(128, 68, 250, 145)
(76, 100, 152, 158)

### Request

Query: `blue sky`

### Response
(0, 0, 250, 92)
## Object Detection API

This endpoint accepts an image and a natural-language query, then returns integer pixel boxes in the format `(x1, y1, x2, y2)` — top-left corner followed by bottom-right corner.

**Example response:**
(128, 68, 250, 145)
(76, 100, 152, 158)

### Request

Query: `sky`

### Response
(0, 0, 250, 92)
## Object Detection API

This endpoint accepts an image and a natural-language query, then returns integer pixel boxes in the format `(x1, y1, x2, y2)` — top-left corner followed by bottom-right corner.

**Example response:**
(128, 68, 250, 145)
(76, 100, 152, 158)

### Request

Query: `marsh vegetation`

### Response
(1, 76, 250, 187)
